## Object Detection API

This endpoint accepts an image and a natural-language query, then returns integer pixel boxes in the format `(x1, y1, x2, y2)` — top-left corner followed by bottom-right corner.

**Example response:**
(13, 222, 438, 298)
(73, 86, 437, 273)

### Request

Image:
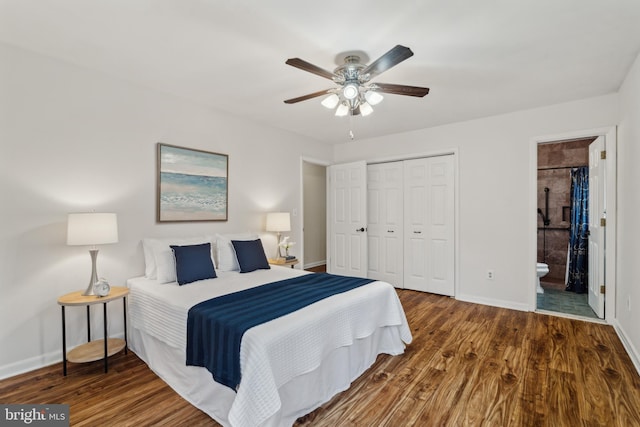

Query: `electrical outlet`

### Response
(486, 270, 494, 280)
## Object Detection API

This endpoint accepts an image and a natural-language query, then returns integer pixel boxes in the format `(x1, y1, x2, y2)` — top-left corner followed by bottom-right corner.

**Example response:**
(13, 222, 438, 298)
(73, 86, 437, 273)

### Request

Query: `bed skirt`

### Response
(129, 323, 406, 426)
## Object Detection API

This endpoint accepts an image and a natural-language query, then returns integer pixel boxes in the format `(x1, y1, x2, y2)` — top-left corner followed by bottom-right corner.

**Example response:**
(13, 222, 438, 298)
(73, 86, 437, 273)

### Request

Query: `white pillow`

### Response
(143, 236, 215, 282)
(142, 238, 158, 278)
(215, 233, 258, 271)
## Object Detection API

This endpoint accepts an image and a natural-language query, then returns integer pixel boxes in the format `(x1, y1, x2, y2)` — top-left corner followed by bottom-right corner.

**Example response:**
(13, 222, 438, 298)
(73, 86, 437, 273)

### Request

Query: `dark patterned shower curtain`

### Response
(566, 166, 589, 293)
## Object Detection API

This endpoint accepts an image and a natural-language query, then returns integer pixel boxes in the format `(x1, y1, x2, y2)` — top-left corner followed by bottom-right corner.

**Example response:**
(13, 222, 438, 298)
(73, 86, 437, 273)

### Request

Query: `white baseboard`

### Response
(0, 332, 126, 381)
(455, 293, 530, 312)
(0, 350, 61, 381)
(611, 320, 640, 377)
(303, 260, 326, 270)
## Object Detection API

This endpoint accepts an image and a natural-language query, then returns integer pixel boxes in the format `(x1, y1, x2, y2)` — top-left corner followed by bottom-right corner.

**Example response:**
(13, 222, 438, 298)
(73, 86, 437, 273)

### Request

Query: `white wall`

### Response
(0, 43, 332, 378)
(616, 51, 640, 370)
(333, 93, 619, 311)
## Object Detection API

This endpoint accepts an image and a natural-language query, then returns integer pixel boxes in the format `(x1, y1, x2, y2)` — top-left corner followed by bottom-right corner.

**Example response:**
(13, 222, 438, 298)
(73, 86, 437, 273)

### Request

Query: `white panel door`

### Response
(328, 161, 368, 278)
(403, 156, 455, 295)
(367, 162, 404, 287)
(588, 136, 605, 318)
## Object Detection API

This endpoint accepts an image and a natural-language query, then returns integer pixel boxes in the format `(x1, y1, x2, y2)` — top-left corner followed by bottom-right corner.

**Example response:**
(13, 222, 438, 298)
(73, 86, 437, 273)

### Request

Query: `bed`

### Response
(127, 234, 412, 427)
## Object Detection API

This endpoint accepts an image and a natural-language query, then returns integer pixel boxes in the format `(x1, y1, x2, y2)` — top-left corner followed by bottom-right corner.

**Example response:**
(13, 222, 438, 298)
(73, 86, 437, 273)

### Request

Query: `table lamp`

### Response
(67, 213, 119, 296)
(266, 212, 290, 259)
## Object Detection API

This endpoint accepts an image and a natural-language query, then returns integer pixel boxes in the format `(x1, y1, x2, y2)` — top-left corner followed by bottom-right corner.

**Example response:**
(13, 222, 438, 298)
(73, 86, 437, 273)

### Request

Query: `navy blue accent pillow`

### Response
(170, 243, 217, 285)
(231, 239, 271, 273)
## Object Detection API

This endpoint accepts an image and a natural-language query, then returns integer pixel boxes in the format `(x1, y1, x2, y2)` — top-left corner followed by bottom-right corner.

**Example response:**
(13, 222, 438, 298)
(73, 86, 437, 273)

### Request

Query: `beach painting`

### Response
(157, 143, 228, 222)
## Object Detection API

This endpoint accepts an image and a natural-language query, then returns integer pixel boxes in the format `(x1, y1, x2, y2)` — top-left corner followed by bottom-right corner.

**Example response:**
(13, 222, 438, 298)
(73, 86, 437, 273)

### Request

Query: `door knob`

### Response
(356, 227, 365, 232)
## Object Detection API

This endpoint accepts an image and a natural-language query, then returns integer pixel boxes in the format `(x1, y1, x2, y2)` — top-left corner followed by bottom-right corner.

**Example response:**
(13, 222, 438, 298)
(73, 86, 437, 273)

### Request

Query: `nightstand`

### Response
(268, 258, 300, 268)
(57, 286, 128, 375)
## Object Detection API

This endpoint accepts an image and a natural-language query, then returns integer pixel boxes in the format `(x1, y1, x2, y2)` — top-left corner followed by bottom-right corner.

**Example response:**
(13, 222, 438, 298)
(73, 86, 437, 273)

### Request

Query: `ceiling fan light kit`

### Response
(284, 45, 429, 119)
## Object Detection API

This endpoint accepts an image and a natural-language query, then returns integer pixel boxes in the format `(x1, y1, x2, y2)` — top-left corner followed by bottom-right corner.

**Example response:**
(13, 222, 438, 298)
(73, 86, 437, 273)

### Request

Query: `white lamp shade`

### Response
(359, 102, 373, 116)
(335, 103, 349, 117)
(321, 94, 340, 109)
(266, 212, 291, 232)
(365, 90, 384, 106)
(67, 213, 119, 246)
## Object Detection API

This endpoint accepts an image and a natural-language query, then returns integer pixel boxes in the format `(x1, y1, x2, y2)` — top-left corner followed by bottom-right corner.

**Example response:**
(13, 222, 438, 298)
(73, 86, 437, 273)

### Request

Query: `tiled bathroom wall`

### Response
(537, 137, 593, 284)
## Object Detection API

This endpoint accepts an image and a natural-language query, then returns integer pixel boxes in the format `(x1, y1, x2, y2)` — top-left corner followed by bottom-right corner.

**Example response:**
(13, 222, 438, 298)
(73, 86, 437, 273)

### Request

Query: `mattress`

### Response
(127, 267, 412, 427)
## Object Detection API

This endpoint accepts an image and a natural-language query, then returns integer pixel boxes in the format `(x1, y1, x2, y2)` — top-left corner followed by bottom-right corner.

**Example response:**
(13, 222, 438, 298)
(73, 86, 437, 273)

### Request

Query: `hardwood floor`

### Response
(2, 290, 639, 426)
(305, 264, 327, 273)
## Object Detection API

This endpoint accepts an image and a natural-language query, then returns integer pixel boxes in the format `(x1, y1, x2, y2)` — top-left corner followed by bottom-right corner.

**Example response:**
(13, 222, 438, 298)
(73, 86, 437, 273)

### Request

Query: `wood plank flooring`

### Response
(304, 264, 327, 273)
(1, 290, 639, 426)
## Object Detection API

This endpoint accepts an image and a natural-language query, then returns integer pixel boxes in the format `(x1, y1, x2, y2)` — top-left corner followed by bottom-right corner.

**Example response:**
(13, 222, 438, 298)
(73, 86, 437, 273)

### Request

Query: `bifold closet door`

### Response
(367, 162, 404, 287)
(403, 156, 455, 296)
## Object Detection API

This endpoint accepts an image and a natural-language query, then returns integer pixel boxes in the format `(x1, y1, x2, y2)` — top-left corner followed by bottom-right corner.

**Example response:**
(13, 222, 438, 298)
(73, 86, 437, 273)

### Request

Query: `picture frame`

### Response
(157, 143, 228, 222)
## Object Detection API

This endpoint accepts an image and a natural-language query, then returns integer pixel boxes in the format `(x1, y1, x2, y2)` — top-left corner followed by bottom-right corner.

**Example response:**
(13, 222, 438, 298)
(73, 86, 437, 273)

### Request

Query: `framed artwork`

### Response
(157, 143, 228, 222)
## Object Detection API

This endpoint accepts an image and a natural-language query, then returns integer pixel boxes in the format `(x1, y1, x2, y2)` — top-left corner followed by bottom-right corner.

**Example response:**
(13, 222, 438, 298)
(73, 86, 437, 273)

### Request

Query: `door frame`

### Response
(530, 126, 617, 321)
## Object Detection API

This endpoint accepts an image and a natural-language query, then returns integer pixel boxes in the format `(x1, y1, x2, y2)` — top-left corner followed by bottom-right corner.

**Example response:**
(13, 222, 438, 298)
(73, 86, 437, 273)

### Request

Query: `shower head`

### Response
(537, 208, 550, 226)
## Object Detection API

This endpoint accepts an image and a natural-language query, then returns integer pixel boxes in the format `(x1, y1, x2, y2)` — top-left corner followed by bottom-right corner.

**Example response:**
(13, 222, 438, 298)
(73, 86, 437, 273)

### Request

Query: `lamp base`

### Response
(82, 249, 99, 296)
(276, 232, 282, 258)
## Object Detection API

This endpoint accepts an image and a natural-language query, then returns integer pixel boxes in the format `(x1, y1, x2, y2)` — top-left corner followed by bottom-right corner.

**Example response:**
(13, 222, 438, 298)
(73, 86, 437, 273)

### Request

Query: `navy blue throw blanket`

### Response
(186, 272, 374, 391)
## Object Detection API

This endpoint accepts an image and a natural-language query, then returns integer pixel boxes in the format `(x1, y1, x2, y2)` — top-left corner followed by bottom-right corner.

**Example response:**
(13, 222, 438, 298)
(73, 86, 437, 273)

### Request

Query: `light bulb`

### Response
(343, 84, 359, 100)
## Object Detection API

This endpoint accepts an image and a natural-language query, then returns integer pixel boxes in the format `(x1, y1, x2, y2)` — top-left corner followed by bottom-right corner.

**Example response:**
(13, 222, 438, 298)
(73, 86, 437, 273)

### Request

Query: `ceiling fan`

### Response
(284, 45, 429, 117)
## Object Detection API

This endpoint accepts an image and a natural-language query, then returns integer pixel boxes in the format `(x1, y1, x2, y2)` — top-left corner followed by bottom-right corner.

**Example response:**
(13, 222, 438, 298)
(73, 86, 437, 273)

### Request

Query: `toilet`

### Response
(536, 263, 549, 294)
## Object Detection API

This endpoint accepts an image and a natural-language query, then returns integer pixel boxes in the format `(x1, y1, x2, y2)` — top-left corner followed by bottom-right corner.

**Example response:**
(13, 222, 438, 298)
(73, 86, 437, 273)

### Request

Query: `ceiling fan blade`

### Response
(361, 45, 414, 79)
(284, 89, 333, 104)
(373, 83, 430, 97)
(285, 58, 336, 80)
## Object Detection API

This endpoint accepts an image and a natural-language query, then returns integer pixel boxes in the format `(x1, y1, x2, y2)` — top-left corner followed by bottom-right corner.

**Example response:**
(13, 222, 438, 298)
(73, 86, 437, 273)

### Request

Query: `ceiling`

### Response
(2, 0, 640, 144)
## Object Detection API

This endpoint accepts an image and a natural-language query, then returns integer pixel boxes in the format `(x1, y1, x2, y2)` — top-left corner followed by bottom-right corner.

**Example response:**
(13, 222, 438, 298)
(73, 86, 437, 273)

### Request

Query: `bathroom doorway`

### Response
(536, 137, 598, 318)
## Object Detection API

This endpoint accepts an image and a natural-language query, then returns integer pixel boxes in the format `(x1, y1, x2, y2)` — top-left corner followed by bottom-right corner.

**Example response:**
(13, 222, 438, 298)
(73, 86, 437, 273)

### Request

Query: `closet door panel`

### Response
(367, 162, 404, 287)
(428, 156, 455, 295)
(384, 234, 402, 273)
(367, 235, 381, 273)
(406, 233, 427, 282)
(367, 166, 383, 277)
(404, 156, 455, 295)
(367, 181, 381, 274)
(430, 239, 447, 280)
(403, 159, 430, 291)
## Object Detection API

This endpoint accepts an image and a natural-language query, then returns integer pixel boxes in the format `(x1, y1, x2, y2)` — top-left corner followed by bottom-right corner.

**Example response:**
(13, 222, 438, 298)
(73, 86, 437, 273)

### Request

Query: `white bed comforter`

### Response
(128, 268, 412, 427)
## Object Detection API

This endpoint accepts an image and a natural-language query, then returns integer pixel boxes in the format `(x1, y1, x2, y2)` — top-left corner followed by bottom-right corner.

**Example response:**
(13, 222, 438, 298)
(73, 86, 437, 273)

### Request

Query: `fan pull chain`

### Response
(349, 115, 355, 140)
